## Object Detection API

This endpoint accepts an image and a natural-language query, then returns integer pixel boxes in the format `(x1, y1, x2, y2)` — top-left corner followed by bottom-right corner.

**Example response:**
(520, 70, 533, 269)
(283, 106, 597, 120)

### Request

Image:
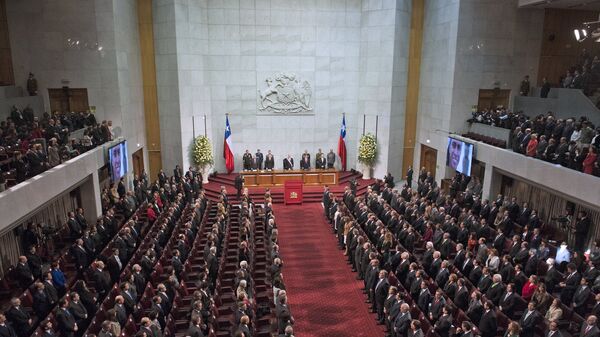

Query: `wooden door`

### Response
(477, 89, 511, 110)
(420, 144, 437, 178)
(48, 88, 89, 113)
(0, 0, 13, 86)
(132, 148, 144, 178)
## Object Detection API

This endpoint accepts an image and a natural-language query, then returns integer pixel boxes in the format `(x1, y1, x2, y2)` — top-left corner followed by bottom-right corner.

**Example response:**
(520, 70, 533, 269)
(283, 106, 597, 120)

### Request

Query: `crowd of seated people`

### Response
(0, 168, 205, 337)
(1, 166, 294, 337)
(0, 107, 115, 190)
(324, 172, 598, 337)
(467, 109, 600, 176)
(560, 49, 600, 97)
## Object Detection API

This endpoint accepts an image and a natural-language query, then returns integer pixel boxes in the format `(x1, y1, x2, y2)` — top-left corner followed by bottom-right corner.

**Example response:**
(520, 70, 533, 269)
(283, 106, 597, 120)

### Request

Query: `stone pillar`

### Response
(80, 172, 102, 223)
(482, 164, 502, 202)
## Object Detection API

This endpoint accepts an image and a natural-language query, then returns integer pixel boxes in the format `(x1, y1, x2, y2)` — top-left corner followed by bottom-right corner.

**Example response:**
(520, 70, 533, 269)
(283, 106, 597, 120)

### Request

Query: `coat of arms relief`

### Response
(257, 73, 313, 114)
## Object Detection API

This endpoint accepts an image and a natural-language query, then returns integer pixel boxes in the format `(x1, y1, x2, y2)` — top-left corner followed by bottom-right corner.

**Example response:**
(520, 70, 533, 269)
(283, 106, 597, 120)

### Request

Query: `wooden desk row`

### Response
(241, 169, 339, 187)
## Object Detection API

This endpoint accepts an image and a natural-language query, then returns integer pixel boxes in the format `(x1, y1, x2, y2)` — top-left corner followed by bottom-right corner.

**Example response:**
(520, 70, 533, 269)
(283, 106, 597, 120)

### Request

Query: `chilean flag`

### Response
(338, 115, 347, 171)
(223, 116, 234, 173)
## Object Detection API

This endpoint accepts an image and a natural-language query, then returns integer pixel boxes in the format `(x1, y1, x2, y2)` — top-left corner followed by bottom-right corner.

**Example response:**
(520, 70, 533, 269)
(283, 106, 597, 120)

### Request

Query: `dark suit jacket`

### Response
(5, 306, 30, 333)
(15, 263, 33, 286)
(519, 310, 541, 337)
(394, 312, 411, 336)
(499, 292, 517, 316)
(479, 310, 497, 337)
(33, 291, 52, 316)
(69, 301, 88, 321)
(466, 301, 483, 324)
(417, 289, 432, 313)
(56, 308, 77, 333)
(186, 325, 205, 337)
(434, 314, 452, 337)
(573, 286, 592, 309)
(454, 287, 469, 311)
(581, 323, 600, 337)
(0, 325, 17, 337)
(486, 283, 505, 306)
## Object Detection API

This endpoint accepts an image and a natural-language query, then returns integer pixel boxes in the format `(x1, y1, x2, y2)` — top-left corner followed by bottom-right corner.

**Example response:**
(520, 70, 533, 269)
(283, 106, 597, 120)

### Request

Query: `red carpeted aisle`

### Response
(274, 203, 385, 337)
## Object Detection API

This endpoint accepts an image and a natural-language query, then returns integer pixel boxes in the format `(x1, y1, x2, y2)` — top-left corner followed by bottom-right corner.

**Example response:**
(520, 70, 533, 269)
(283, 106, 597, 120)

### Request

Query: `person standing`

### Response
(327, 149, 336, 169)
(242, 150, 252, 171)
(283, 155, 294, 170)
(255, 149, 264, 170)
(235, 174, 244, 200)
(315, 149, 326, 169)
(265, 150, 275, 170)
(27, 73, 38, 96)
(300, 150, 311, 170)
(575, 211, 591, 252)
(520, 75, 530, 96)
(540, 77, 551, 98)
(406, 166, 413, 188)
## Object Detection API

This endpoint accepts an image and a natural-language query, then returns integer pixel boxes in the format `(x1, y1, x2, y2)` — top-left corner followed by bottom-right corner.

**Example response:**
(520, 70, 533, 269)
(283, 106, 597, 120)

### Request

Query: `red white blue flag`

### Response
(223, 116, 234, 173)
(338, 115, 347, 171)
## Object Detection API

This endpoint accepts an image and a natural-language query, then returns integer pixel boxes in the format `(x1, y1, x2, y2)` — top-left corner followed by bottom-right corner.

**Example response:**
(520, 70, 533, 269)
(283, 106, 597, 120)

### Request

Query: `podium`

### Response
(284, 180, 303, 205)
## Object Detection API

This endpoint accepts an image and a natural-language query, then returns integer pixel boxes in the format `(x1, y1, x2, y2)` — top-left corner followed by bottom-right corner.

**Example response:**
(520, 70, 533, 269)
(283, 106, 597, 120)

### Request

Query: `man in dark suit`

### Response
(186, 316, 204, 337)
(477, 267, 493, 293)
(575, 211, 592, 253)
(417, 281, 432, 314)
(519, 302, 541, 337)
(394, 303, 411, 337)
(546, 321, 562, 337)
(113, 296, 128, 326)
(68, 292, 88, 326)
(454, 279, 469, 311)
(207, 246, 218, 289)
(67, 212, 82, 237)
(283, 155, 294, 170)
(573, 278, 593, 317)
(581, 315, 600, 337)
(56, 299, 77, 337)
(486, 274, 505, 306)
(106, 249, 123, 283)
(499, 283, 517, 319)
(0, 314, 17, 337)
(32, 282, 52, 318)
(91, 261, 112, 298)
(466, 292, 483, 325)
(71, 239, 90, 271)
(560, 263, 582, 306)
(14, 256, 34, 288)
(120, 283, 136, 314)
(500, 255, 514, 284)
(435, 261, 450, 288)
(26, 247, 43, 280)
(171, 249, 183, 277)
(5, 298, 31, 337)
(479, 301, 497, 337)
(374, 270, 390, 324)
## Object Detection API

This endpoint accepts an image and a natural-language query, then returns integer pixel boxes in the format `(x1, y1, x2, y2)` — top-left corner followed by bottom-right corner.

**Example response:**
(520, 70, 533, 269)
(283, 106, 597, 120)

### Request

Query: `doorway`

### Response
(48, 87, 89, 113)
(132, 148, 144, 178)
(419, 144, 437, 178)
(477, 89, 511, 110)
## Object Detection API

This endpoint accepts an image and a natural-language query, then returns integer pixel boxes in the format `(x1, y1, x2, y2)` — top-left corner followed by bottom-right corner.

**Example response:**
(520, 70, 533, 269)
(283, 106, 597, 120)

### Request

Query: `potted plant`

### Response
(192, 136, 214, 184)
(357, 133, 377, 179)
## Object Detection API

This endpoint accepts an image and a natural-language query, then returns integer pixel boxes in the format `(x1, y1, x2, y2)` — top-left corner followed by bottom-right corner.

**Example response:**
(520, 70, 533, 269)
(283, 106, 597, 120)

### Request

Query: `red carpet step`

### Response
(274, 203, 386, 337)
(204, 171, 375, 203)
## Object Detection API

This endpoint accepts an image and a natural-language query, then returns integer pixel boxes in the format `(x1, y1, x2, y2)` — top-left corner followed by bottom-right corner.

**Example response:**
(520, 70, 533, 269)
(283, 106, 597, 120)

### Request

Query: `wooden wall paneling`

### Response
(0, 0, 13, 86)
(538, 8, 600, 85)
(137, 0, 162, 178)
(402, 0, 425, 178)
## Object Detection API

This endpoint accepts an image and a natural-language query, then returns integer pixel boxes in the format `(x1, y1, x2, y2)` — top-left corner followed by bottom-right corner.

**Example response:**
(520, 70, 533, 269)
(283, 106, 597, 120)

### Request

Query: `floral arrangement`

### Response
(358, 133, 377, 166)
(192, 136, 214, 167)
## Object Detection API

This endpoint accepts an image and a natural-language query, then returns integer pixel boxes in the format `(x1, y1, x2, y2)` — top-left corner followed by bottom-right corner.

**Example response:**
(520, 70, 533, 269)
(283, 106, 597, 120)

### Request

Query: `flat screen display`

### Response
(108, 141, 128, 181)
(446, 137, 474, 176)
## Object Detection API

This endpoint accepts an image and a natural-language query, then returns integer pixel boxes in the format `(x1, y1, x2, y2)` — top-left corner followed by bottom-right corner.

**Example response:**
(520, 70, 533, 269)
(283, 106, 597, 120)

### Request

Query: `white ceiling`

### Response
(519, 0, 600, 10)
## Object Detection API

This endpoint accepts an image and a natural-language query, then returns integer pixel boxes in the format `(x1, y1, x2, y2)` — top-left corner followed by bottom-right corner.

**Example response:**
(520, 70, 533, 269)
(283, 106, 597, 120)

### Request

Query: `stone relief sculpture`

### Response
(257, 73, 313, 113)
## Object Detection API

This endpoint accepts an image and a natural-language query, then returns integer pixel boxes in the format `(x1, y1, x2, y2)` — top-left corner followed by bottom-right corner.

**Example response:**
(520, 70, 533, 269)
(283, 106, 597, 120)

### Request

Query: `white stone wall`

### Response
(7, 0, 146, 174)
(154, 0, 410, 177)
(7, 0, 115, 121)
(414, 0, 543, 183)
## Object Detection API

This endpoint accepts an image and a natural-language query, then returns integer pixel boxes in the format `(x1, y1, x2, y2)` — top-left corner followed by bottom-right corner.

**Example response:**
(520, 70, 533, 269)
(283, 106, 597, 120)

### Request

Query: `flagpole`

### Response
(192, 116, 195, 139)
(375, 115, 378, 141)
(203, 115, 207, 137)
(362, 114, 366, 136)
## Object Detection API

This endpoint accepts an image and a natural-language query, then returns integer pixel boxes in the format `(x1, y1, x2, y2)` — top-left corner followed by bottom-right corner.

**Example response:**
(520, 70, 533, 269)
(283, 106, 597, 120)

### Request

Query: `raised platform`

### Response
(241, 168, 338, 187)
(204, 170, 374, 204)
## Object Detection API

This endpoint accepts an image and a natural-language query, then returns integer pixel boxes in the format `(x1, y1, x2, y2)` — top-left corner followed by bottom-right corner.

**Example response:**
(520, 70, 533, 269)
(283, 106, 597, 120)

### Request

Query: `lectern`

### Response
(284, 180, 303, 205)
